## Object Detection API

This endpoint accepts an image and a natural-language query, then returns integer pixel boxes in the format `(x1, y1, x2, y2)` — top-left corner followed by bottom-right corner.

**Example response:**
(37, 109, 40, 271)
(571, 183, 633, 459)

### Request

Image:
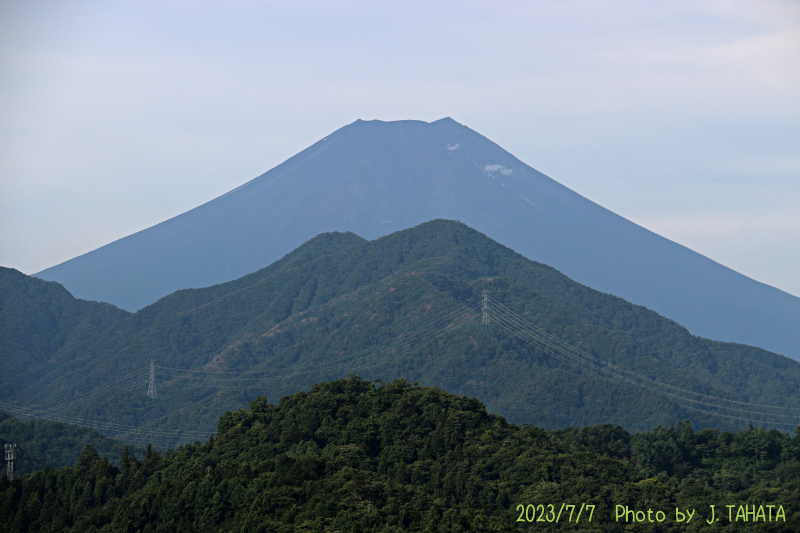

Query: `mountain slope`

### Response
(7, 221, 800, 446)
(0, 267, 128, 381)
(33, 118, 800, 361)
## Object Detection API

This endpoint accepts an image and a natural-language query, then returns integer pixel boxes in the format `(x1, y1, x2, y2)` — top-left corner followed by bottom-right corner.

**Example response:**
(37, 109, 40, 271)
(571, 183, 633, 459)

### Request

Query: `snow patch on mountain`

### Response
(484, 164, 512, 175)
(521, 195, 541, 210)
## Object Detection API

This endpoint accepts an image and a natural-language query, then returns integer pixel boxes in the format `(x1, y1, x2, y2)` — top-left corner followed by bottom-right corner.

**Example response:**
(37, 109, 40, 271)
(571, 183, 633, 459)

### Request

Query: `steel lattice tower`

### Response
(147, 360, 157, 399)
(4, 443, 16, 481)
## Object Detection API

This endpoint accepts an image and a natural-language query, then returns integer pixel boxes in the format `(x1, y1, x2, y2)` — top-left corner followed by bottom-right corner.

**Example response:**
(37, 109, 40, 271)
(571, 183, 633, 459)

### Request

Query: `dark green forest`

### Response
(2, 377, 798, 532)
(0, 412, 142, 477)
(2, 221, 800, 449)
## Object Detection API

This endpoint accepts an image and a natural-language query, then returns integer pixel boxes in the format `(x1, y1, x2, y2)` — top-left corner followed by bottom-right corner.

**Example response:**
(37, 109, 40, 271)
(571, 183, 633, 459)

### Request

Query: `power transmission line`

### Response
(5, 291, 798, 447)
(485, 297, 800, 428)
(0, 298, 482, 447)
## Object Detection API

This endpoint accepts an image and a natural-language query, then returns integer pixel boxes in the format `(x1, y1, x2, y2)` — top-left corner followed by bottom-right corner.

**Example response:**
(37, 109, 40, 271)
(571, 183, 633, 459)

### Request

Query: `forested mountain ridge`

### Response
(0, 267, 128, 380)
(3, 220, 800, 447)
(2, 377, 798, 532)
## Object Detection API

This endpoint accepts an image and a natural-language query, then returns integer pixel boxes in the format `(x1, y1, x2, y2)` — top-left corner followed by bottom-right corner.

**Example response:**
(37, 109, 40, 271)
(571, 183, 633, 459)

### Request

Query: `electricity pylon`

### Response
(4, 443, 16, 481)
(147, 360, 157, 399)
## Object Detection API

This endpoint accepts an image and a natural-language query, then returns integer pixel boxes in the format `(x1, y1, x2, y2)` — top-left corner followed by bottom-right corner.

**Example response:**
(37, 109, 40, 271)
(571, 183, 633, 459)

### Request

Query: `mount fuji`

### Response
(35, 118, 800, 361)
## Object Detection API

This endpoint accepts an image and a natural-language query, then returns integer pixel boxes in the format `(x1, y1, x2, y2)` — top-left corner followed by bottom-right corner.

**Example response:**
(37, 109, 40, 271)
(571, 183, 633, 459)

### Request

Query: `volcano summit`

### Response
(35, 118, 800, 360)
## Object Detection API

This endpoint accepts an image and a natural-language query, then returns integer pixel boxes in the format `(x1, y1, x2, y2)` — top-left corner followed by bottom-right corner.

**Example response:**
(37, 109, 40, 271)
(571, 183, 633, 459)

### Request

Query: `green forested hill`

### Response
(0, 411, 142, 477)
(2, 220, 800, 447)
(1, 377, 798, 532)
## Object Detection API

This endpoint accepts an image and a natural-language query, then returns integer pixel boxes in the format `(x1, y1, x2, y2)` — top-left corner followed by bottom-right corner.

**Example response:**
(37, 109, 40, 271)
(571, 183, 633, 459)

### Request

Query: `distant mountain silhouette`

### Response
(35, 118, 800, 360)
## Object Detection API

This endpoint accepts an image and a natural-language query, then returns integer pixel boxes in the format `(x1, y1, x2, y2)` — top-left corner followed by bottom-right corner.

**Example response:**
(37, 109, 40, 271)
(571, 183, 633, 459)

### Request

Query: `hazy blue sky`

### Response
(2, 1, 798, 296)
